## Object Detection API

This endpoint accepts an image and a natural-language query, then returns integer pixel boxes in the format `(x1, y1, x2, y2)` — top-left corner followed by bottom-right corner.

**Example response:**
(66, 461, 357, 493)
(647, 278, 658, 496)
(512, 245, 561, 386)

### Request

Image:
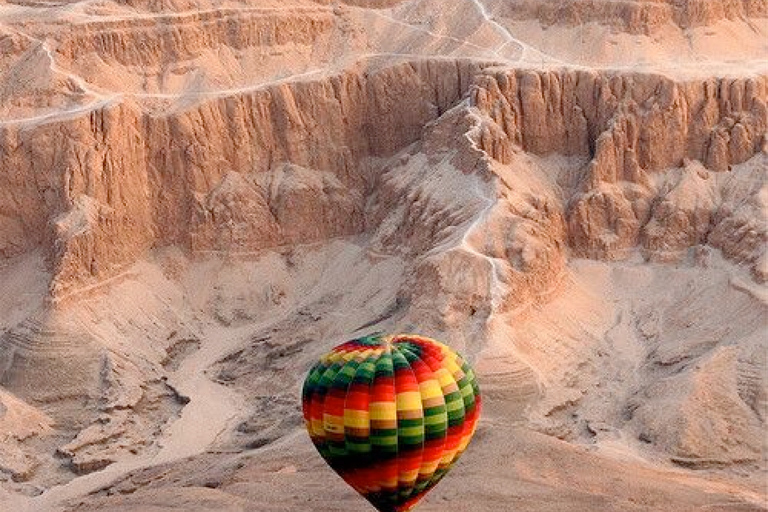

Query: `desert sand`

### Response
(0, 1, 766, 511)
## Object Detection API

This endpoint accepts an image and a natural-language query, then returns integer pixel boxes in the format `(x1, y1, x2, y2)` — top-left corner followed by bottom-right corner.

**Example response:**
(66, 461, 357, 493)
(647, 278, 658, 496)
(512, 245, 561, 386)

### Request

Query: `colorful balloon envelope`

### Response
(302, 333, 481, 512)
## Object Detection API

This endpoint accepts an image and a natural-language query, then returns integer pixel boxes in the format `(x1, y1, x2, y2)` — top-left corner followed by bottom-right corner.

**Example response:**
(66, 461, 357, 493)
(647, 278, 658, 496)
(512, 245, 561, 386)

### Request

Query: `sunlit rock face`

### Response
(0, 1, 766, 511)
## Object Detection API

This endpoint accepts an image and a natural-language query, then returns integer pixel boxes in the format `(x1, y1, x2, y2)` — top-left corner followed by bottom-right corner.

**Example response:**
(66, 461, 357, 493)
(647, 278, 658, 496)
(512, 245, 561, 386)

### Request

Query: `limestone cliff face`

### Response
(51, 8, 337, 69)
(1, 59, 766, 297)
(471, 68, 767, 174)
(120, 0, 406, 10)
(0, 59, 485, 296)
(492, 0, 768, 33)
(0, 106, 148, 299)
(144, 58, 483, 255)
(470, 68, 767, 275)
(0, 103, 153, 298)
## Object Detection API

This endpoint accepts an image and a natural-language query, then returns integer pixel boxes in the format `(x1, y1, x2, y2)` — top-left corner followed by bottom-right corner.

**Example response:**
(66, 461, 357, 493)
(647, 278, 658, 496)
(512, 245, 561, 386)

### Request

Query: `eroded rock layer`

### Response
(0, 59, 487, 296)
(0, 1, 766, 509)
(2, 61, 765, 298)
(490, 0, 768, 33)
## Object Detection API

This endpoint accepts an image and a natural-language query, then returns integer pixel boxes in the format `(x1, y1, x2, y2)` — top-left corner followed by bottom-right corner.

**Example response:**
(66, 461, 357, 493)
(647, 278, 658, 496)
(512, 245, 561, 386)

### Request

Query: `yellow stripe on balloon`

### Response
(419, 379, 443, 400)
(435, 368, 459, 392)
(344, 409, 370, 429)
(370, 401, 396, 420)
(396, 391, 422, 411)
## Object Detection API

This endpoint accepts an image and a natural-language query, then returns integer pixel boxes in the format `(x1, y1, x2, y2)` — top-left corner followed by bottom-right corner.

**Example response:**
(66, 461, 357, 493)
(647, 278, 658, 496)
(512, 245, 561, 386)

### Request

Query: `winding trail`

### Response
(458, 177, 506, 315)
(0, 98, 118, 127)
(452, 109, 508, 316)
(467, 0, 564, 64)
(366, 8, 494, 55)
(130, 69, 326, 100)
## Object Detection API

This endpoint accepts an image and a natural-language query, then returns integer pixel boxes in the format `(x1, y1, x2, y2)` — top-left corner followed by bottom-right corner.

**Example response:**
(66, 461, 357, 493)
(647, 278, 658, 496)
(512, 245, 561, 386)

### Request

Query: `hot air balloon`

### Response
(301, 333, 481, 512)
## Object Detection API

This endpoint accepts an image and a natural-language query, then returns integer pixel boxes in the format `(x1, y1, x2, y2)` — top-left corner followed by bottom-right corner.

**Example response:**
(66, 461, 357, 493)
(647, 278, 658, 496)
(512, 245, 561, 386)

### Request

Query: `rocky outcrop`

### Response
(470, 68, 767, 273)
(707, 156, 768, 281)
(1, 60, 766, 297)
(366, 99, 568, 343)
(0, 389, 53, 482)
(56, 380, 186, 475)
(641, 161, 716, 260)
(492, 0, 768, 34)
(189, 165, 365, 252)
(0, 103, 154, 297)
(0, 59, 486, 296)
(0, 274, 201, 481)
(0, 315, 106, 403)
(471, 68, 767, 174)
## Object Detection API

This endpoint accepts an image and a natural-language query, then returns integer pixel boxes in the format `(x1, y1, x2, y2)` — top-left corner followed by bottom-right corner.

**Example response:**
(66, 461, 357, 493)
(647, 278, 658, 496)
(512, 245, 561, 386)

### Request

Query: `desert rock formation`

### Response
(0, 0, 766, 511)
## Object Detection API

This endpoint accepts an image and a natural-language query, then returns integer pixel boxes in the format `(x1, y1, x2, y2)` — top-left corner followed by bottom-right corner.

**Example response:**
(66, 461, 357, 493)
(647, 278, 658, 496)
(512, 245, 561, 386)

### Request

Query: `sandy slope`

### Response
(20, 253, 761, 512)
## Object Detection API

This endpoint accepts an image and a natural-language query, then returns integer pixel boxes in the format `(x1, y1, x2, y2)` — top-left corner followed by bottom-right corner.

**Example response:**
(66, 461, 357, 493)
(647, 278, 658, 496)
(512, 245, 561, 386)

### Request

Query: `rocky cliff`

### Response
(0, 59, 487, 296)
(471, 68, 767, 277)
(3, 59, 765, 299)
(490, 0, 768, 33)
